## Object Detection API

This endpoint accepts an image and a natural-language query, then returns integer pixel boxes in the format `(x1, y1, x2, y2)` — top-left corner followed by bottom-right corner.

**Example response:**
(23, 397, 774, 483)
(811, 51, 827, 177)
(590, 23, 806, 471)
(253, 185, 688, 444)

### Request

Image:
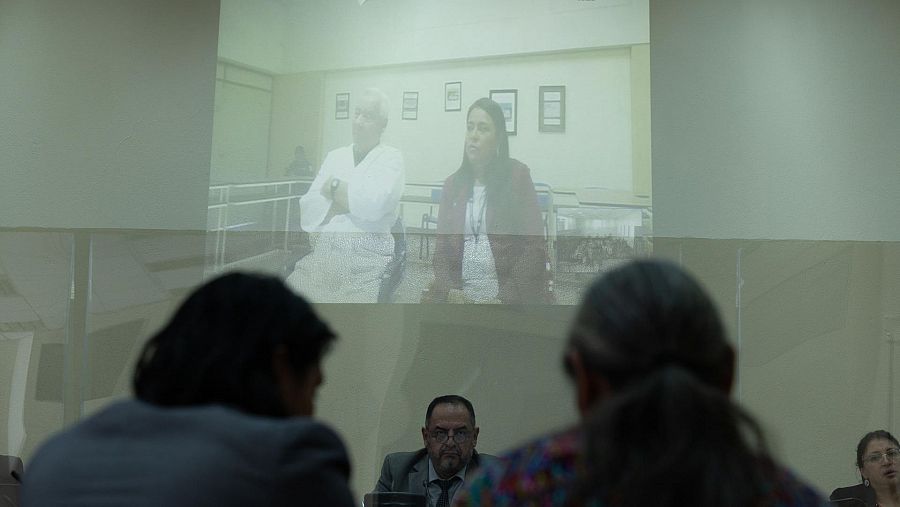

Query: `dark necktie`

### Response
(436, 478, 453, 507)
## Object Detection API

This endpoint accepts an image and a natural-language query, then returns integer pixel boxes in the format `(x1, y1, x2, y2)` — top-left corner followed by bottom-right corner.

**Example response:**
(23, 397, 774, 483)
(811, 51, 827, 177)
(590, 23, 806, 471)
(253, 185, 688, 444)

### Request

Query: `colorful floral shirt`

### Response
(453, 427, 828, 507)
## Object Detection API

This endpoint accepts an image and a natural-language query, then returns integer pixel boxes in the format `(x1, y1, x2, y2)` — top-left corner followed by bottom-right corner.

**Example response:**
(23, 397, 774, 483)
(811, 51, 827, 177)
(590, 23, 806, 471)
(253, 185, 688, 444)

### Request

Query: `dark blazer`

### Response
(829, 484, 875, 506)
(374, 449, 498, 497)
(424, 159, 552, 305)
(23, 399, 355, 507)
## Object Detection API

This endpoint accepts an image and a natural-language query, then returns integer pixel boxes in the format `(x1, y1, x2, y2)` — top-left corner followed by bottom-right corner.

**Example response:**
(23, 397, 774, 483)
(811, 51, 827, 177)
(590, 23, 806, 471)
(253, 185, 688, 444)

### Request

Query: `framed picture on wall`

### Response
(335, 92, 350, 120)
(489, 89, 517, 135)
(539, 85, 565, 133)
(402, 91, 418, 120)
(445, 82, 462, 112)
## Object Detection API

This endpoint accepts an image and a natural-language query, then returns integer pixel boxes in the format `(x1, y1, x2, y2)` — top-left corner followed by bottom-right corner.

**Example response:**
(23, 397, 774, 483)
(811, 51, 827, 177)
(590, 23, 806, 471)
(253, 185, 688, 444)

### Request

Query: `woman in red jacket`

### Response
(423, 97, 552, 304)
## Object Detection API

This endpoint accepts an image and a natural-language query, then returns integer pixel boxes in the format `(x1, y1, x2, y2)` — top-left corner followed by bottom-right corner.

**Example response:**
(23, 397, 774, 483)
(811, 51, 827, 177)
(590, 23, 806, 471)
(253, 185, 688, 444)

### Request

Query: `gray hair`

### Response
(362, 88, 390, 124)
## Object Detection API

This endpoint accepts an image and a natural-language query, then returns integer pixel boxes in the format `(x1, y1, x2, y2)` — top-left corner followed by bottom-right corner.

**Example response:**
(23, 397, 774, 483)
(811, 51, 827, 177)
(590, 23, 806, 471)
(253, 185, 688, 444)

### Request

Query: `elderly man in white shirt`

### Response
(288, 88, 405, 303)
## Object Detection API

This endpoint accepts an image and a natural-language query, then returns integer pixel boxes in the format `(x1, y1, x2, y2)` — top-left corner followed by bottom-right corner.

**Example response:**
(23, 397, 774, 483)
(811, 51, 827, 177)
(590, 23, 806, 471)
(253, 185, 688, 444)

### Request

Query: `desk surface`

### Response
(570, 188, 651, 208)
(400, 195, 439, 204)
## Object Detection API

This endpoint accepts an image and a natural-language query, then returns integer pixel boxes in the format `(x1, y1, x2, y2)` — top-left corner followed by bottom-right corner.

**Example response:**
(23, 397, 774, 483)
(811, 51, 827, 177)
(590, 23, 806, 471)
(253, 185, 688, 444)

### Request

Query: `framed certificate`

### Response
(335, 92, 350, 120)
(539, 86, 565, 132)
(402, 91, 418, 120)
(444, 82, 462, 112)
(489, 89, 518, 135)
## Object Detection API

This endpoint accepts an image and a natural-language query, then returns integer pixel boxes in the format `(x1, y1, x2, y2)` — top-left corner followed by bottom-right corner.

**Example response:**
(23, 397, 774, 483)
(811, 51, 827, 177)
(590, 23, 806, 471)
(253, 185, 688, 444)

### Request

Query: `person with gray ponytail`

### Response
(454, 259, 827, 506)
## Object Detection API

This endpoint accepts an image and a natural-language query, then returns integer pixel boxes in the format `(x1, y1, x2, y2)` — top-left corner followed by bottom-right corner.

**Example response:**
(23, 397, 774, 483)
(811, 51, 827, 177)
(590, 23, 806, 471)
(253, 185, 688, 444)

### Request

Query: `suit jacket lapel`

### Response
(407, 453, 428, 497)
(464, 451, 481, 483)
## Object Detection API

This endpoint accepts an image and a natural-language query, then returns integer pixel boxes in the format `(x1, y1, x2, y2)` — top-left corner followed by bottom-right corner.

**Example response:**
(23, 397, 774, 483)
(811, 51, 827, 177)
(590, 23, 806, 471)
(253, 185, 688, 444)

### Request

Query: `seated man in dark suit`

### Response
(374, 395, 498, 507)
(23, 273, 354, 507)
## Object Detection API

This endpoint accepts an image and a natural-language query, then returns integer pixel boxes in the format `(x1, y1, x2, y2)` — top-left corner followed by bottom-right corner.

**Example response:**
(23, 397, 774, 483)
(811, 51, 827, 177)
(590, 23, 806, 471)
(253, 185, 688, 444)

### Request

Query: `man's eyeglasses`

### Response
(863, 448, 900, 465)
(429, 430, 471, 444)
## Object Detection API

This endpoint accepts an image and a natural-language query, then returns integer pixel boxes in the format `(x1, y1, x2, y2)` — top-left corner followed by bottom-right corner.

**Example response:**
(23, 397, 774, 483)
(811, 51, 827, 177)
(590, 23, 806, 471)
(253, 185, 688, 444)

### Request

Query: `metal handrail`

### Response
(207, 180, 309, 272)
(207, 178, 650, 275)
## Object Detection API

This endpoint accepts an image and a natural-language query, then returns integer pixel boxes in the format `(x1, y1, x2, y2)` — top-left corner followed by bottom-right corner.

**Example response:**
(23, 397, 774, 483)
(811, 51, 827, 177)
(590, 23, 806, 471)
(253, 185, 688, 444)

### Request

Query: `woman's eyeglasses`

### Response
(863, 448, 900, 465)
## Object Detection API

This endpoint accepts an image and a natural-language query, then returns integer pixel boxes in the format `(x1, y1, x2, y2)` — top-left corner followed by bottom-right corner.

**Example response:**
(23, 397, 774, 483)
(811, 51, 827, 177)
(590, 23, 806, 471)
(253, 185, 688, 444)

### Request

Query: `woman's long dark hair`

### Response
(568, 260, 774, 507)
(132, 272, 335, 418)
(454, 98, 512, 213)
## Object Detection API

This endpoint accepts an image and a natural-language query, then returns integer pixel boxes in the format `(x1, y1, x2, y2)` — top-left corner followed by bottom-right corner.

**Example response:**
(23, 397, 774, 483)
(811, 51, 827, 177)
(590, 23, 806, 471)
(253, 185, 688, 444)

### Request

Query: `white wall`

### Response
(282, 0, 649, 73)
(210, 64, 274, 184)
(651, 0, 900, 241)
(319, 49, 636, 191)
(0, 0, 220, 230)
(654, 237, 900, 495)
(217, 0, 290, 73)
(651, 1, 900, 492)
(269, 72, 327, 176)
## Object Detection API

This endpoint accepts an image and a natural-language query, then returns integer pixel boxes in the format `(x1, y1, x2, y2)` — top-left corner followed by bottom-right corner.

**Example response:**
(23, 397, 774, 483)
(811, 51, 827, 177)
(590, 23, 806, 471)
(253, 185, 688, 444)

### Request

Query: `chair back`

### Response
(829, 484, 874, 506)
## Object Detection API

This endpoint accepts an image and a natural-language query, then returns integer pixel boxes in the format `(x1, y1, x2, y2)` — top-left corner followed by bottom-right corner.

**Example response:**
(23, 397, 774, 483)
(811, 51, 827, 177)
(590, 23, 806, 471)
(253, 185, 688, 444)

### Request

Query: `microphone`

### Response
(829, 498, 866, 507)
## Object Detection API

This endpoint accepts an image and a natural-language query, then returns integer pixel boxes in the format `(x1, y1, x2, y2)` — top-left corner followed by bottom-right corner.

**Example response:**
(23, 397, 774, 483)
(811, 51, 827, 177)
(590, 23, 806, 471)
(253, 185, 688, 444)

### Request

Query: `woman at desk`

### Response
(830, 430, 900, 506)
(423, 97, 552, 304)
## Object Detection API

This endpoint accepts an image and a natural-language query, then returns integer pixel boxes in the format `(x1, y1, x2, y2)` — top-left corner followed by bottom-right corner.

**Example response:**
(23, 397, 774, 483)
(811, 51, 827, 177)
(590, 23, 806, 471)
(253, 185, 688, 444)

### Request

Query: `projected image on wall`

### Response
(207, 0, 652, 304)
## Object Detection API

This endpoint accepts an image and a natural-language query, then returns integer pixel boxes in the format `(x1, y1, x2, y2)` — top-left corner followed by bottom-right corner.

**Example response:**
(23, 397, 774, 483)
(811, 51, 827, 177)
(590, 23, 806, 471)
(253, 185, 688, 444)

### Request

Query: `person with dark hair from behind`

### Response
(285, 144, 314, 178)
(830, 430, 900, 506)
(374, 395, 498, 506)
(23, 272, 355, 507)
(422, 97, 552, 305)
(453, 259, 826, 507)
